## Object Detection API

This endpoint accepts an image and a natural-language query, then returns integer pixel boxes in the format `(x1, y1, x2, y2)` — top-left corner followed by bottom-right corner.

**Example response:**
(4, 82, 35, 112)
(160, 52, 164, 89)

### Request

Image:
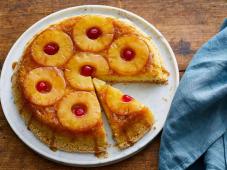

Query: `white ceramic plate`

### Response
(0, 5, 179, 167)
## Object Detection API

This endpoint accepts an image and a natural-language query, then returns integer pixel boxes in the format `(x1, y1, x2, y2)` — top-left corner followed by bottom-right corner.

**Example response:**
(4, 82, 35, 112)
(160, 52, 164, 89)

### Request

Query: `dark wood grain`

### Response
(0, 0, 226, 169)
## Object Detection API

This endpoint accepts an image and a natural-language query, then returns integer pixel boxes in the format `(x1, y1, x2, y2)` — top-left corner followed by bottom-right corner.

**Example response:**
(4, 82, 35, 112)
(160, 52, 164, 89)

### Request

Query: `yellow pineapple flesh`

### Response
(57, 91, 102, 132)
(31, 29, 74, 66)
(107, 35, 149, 75)
(65, 52, 109, 91)
(93, 78, 144, 115)
(73, 15, 114, 52)
(23, 67, 66, 106)
(105, 86, 144, 115)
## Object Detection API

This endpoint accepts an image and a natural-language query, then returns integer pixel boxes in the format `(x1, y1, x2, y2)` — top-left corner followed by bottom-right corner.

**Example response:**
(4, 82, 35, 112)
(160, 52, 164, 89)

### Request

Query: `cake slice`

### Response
(93, 78, 155, 149)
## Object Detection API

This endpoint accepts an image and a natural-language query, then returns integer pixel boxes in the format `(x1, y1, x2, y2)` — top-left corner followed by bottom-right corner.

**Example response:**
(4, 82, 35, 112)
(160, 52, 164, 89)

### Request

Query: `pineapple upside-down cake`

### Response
(12, 15, 169, 156)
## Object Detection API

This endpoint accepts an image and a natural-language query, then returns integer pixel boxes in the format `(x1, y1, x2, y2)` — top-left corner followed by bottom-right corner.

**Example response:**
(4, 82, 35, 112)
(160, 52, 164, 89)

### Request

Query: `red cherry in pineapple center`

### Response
(43, 42, 59, 55)
(80, 65, 94, 77)
(71, 104, 87, 117)
(36, 81, 52, 93)
(86, 27, 102, 40)
(121, 48, 135, 61)
(122, 94, 133, 102)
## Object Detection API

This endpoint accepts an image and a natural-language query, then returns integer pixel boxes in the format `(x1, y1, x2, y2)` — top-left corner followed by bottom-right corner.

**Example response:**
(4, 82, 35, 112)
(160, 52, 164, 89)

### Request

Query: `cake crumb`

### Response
(12, 61, 18, 70)
(162, 97, 168, 102)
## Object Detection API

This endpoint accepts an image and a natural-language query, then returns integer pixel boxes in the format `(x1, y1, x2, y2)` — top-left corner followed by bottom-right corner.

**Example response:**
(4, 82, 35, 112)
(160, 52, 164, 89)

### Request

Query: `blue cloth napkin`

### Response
(159, 19, 227, 170)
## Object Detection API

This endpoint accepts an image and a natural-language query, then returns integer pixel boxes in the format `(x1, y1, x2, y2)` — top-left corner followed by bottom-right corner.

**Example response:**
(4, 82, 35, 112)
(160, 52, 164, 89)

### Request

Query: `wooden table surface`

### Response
(0, 0, 226, 169)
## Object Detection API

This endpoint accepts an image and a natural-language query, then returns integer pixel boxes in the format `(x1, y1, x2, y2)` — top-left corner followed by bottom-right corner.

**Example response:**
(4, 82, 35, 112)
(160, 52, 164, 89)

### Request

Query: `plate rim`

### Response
(0, 5, 179, 167)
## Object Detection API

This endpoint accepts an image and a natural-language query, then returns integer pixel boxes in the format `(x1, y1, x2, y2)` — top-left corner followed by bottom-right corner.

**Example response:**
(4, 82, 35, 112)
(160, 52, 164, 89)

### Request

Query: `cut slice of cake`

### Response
(93, 78, 155, 149)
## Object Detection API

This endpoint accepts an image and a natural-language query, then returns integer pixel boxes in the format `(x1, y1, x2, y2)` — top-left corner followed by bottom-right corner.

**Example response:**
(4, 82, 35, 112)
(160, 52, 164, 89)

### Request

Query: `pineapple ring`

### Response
(105, 86, 144, 115)
(31, 30, 74, 66)
(57, 91, 102, 132)
(73, 15, 114, 52)
(65, 52, 109, 91)
(23, 67, 66, 106)
(108, 35, 149, 75)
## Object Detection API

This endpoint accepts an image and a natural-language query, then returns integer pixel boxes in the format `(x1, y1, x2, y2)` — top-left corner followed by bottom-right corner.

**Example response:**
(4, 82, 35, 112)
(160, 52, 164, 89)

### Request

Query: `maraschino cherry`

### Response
(122, 94, 133, 102)
(80, 65, 94, 77)
(86, 27, 102, 40)
(43, 42, 59, 55)
(36, 81, 51, 93)
(121, 48, 135, 61)
(72, 104, 87, 117)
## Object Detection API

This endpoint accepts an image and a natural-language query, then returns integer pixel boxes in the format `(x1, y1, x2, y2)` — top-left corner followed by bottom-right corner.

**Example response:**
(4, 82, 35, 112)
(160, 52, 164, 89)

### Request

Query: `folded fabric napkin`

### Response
(159, 19, 227, 170)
